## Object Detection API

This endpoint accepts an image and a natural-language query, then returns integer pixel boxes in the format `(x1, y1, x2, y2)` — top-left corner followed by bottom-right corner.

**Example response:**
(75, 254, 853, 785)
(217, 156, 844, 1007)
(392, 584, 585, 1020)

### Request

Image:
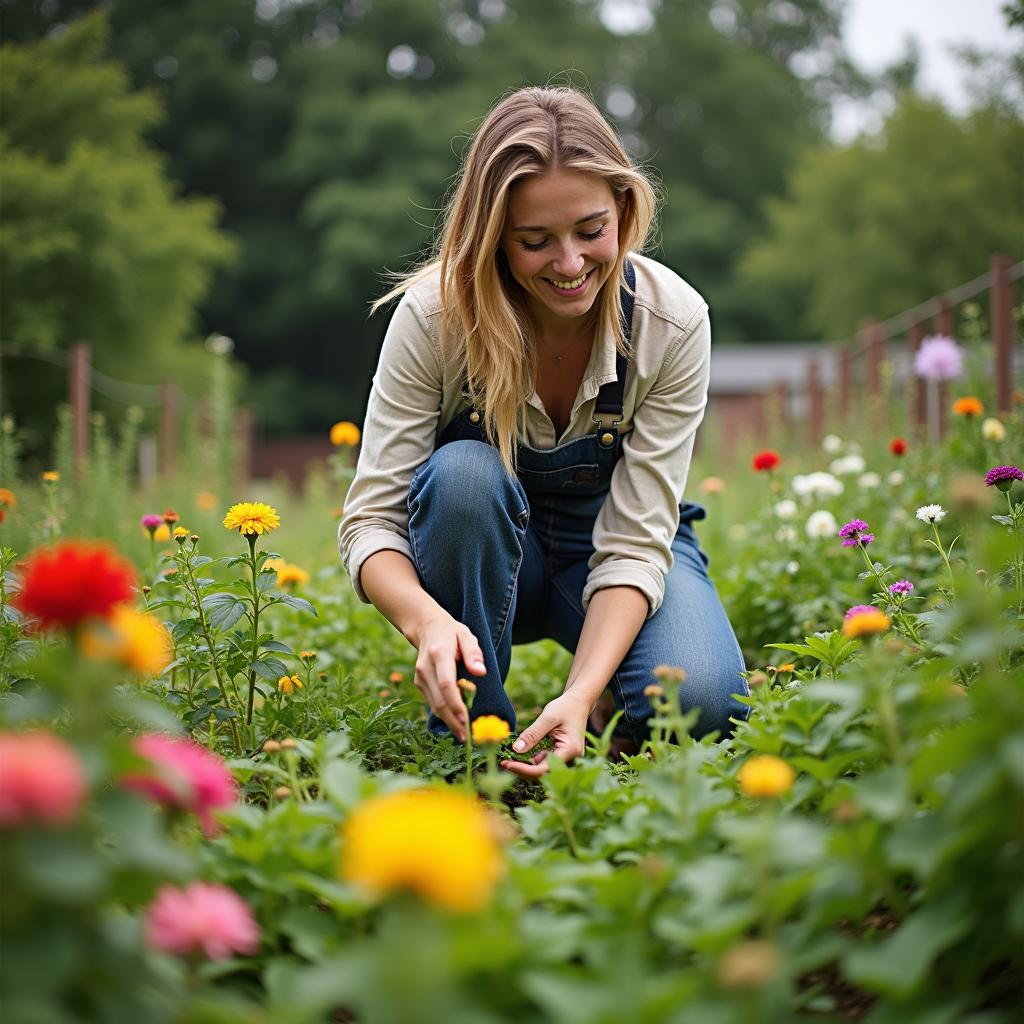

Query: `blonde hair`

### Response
(373, 85, 658, 473)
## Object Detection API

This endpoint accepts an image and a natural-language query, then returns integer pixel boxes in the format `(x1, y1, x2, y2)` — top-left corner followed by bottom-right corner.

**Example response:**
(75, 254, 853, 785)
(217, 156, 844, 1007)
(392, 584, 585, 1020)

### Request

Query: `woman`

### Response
(339, 86, 747, 777)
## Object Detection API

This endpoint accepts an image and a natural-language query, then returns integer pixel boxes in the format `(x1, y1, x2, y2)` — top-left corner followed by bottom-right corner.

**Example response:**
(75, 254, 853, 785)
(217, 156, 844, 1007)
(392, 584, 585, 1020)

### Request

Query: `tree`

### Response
(0, 13, 235, 429)
(740, 94, 1024, 340)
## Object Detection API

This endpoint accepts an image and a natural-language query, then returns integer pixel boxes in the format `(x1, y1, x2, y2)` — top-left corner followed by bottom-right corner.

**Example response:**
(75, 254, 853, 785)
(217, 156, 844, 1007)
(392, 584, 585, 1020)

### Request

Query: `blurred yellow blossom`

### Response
(80, 606, 172, 676)
(329, 421, 361, 447)
(471, 716, 511, 745)
(981, 418, 1006, 442)
(737, 755, 795, 798)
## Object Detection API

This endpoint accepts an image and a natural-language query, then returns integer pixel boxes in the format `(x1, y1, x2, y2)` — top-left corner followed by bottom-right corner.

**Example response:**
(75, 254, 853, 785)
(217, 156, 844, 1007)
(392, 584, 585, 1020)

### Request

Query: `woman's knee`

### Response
(409, 441, 525, 524)
(678, 649, 749, 739)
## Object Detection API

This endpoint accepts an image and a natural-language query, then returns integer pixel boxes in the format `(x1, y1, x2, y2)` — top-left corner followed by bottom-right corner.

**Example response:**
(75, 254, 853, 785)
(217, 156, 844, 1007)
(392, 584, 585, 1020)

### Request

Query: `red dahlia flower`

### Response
(12, 541, 137, 630)
(889, 437, 907, 456)
(752, 450, 781, 472)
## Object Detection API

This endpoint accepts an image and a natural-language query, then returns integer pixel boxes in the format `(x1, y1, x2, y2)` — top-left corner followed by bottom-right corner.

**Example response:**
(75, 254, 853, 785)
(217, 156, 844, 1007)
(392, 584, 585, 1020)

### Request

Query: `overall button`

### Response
(600, 431, 615, 447)
(469, 410, 481, 424)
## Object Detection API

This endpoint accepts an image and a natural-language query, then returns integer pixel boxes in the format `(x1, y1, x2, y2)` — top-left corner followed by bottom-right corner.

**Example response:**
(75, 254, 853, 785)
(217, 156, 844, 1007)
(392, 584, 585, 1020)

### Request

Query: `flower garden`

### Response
(1, 344, 1023, 1024)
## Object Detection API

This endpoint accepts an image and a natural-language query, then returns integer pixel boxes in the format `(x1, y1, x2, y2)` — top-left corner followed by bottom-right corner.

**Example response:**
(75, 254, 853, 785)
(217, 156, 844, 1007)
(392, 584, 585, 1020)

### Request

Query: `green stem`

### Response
(246, 533, 261, 729)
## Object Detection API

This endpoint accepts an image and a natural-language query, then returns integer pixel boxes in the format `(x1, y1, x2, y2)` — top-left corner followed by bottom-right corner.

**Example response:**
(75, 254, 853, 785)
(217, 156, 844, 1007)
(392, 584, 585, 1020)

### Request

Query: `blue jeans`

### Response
(407, 439, 748, 746)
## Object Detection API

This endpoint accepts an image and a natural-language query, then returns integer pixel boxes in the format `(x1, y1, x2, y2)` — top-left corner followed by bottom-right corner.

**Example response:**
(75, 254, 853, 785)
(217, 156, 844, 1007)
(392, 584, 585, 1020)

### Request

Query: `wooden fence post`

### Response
(772, 380, 789, 437)
(865, 319, 887, 402)
(908, 321, 926, 433)
(806, 358, 824, 450)
(837, 344, 851, 422)
(160, 381, 177, 477)
(68, 342, 90, 472)
(991, 252, 1013, 416)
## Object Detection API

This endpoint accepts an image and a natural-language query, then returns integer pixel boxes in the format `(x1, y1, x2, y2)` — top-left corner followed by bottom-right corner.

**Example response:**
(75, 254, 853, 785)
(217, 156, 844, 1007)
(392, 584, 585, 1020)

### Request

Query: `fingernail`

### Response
(513, 740, 525, 752)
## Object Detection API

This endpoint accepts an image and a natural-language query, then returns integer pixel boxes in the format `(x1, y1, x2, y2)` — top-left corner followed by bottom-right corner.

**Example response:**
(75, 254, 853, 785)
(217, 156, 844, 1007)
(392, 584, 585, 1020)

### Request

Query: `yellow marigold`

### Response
(195, 490, 218, 511)
(329, 421, 362, 447)
(153, 524, 171, 543)
(771, 663, 795, 674)
(471, 715, 511, 745)
(80, 605, 172, 676)
(698, 476, 725, 495)
(952, 396, 983, 417)
(0, 488, 16, 508)
(41, 470, 60, 482)
(277, 674, 303, 695)
(737, 755, 795, 798)
(340, 787, 504, 911)
(274, 563, 310, 589)
(842, 608, 891, 638)
(223, 501, 280, 537)
(173, 526, 189, 539)
(981, 417, 1006, 442)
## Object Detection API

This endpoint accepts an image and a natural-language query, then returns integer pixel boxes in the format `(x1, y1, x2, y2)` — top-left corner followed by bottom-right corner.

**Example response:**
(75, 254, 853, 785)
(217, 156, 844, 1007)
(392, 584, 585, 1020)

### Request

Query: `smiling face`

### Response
(500, 167, 621, 331)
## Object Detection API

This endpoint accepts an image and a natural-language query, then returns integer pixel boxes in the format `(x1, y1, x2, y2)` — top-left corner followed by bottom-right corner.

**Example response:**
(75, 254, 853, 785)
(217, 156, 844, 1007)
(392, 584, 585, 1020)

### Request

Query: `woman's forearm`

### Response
(562, 585, 649, 712)
(358, 549, 447, 646)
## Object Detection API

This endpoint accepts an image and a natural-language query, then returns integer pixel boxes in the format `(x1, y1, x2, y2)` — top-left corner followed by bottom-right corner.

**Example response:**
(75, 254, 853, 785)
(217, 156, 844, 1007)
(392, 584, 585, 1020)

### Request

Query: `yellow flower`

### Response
(770, 663, 795, 675)
(329, 421, 361, 447)
(277, 674, 303, 695)
(952, 396, 983, 417)
(737, 755, 795, 798)
(173, 526, 189, 539)
(223, 501, 280, 536)
(842, 609, 891, 638)
(471, 715, 511, 745)
(299, 650, 317, 661)
(195, 490, 218, 511)
(80, 605, 173, 676)
(981, 417, 1006, 442)
(153, 524, 171, 543)
(274, 563, 310, 589)
(42, 470, 60, 483)
(340, 788, 504, 911)
(698, 476, 725, 495)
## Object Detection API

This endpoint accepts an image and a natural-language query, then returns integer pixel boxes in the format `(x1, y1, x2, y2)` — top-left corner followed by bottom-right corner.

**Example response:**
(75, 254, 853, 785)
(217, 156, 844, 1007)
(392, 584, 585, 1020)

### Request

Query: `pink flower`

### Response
(123, 734, 236, 835)
(145, 882, 260, 960)
(0, 731, 87, 828)
(141, 514, 163, 535)
(844, 604, 877, 619)
(913, 335, 963, 382)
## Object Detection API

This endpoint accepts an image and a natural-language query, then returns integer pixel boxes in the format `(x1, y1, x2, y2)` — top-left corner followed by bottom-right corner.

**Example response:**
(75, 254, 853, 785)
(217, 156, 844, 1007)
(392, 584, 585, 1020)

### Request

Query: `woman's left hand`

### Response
(500, 691, 591, 778)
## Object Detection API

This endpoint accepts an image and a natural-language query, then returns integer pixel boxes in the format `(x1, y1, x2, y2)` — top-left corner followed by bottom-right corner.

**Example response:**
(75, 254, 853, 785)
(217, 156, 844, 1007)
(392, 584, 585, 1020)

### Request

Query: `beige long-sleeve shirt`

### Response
(338, 252, 711, 618)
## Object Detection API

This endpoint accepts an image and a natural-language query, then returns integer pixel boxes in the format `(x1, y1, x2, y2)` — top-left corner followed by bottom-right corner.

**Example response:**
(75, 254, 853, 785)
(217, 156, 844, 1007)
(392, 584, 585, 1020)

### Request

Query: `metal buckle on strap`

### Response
(593, 413, 621, 448)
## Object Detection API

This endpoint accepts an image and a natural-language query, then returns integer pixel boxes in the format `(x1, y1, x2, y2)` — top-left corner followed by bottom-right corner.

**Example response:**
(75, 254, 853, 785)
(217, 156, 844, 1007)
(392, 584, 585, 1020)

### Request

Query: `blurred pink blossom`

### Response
(0, 731, 87, 828)
(145, 881, 259, 960)
(913, 335, 964, 381)
(123, 734, 236, 835)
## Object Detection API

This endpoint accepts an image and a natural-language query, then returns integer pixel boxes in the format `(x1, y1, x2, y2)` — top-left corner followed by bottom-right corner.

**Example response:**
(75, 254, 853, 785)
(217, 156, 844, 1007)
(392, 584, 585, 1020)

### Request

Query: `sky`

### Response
(835, 0, 1018, 138)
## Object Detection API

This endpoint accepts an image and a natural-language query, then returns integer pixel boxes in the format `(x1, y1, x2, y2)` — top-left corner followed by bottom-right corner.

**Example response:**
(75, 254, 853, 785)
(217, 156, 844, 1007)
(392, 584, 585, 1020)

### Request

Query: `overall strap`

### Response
(593, 257, 635, 431)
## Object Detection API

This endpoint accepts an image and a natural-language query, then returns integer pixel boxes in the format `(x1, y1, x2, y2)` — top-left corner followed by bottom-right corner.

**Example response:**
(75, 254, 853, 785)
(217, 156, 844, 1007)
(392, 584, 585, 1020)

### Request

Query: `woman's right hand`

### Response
(411, 611, 487, 742)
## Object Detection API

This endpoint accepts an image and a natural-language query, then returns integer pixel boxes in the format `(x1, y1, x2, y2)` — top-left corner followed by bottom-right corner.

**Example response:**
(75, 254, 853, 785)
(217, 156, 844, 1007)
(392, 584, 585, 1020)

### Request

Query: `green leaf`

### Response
(843, 894, 971, 998)
(250, 657, 287, 680)
(202, 592, 247, 631)
(261, 639, 293, 655)
(278, 594, 317, 616)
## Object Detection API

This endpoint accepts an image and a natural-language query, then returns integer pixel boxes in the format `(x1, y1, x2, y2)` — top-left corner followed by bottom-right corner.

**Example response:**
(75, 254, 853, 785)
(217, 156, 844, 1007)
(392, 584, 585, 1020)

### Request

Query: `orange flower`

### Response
(81, 606, 173, 675)
(329, 421, 361, 447)
(738, 755, 795, 798)
(952, 396, 983, 418)
(13, 542, 137, 630)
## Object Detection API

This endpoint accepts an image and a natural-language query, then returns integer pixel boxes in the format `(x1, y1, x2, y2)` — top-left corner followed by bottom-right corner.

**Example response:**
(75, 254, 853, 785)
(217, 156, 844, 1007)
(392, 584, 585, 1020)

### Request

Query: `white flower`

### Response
(981, 417, 1006, 442)
(774, 499, 798, 519)
(887, 471, 904, 486)
(786, 560, 800, 574)
(858, 472, 881, 489)
(830, 454, 866, 476)
(775, 525, 798, 544)
(805, 509, 838, 539)
(916, 504, 946, 524)
(792, 472, 844, 500)
(822, 434, 843, 454)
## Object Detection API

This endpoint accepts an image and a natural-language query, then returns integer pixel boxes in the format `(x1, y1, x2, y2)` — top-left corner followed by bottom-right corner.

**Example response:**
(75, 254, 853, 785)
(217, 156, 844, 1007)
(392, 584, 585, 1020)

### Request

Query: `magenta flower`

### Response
(844, 604, 877, 619)
(913, 335, 964, 382)
(141, 514, 163, 536)
(145, 882, 260, 960)
(123, 734, 236, 835)
(984, 465, 1023, 491)
(889, 579, 914, 595)
(838, 519, 874, 548)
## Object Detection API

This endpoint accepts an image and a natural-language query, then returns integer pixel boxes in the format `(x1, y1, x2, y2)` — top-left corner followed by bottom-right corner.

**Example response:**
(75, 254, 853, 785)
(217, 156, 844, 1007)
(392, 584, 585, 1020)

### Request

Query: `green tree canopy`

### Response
(0, 12, 235, 425)
(740, 94, 1024, 340)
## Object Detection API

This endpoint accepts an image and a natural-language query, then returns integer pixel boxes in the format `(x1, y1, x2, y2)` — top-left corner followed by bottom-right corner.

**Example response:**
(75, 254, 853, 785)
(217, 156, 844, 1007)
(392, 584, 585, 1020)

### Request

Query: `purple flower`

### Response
(141, 514, 163, 536)
(984, 465, 1024, 491)
(839, 519, 874, 547)
(844, 604, 877, 619)
(913, 335, 964, 382)
(890, 579, 914, 595)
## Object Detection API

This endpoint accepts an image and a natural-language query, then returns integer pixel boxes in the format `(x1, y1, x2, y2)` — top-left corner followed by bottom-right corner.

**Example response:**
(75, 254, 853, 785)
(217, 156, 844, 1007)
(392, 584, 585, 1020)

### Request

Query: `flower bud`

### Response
(273, 786, 291, 800)
(280, 738, 298, 750)
(262, 739, 282, 753)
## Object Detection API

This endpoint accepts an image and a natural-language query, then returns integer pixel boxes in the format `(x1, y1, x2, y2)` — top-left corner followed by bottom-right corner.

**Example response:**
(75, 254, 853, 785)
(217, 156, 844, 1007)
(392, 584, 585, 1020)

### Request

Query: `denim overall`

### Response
(406, 261, 748, 744)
